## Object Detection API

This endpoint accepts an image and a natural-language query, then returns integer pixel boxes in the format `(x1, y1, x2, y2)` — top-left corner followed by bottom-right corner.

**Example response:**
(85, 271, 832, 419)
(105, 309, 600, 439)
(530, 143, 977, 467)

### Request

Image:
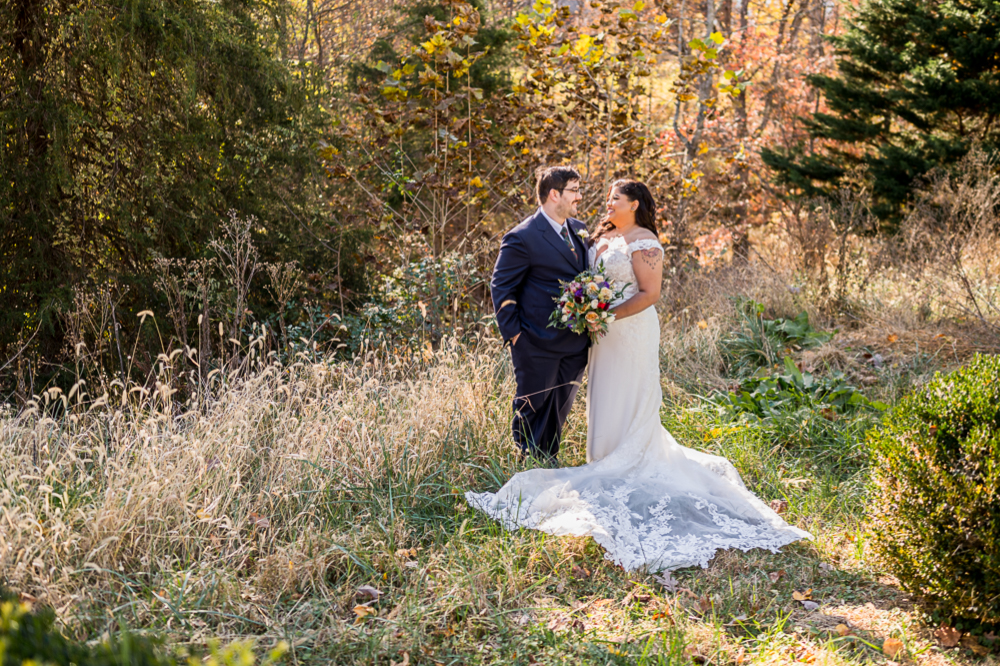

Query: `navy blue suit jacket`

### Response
(491, 211, 590, 354)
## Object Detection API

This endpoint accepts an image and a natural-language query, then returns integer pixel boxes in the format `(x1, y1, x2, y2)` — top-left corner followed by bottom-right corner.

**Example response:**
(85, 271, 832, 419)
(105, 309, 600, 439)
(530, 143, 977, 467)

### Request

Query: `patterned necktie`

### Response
(559, 225, 577, 255)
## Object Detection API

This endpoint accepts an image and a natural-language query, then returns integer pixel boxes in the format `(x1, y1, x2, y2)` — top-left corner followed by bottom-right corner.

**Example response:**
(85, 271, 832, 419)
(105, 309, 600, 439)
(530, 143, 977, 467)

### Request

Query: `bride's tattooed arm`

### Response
(610, 241, 663, 320)
(637, 248, 662, 270)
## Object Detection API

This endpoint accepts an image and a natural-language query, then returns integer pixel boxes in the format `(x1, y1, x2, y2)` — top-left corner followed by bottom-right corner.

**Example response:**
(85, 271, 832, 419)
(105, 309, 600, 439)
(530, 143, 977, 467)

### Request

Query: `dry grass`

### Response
(1, 335, 520, 636)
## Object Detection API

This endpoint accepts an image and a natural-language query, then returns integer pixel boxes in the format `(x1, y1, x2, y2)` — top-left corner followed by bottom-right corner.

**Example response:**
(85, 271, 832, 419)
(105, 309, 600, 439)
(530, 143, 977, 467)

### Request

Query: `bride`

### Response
(467, 179, 811, 571)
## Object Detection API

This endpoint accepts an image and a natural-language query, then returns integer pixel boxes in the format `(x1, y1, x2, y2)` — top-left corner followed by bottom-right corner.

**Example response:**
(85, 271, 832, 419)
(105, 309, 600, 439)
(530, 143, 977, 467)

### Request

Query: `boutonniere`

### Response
(576, 229, 589, 240)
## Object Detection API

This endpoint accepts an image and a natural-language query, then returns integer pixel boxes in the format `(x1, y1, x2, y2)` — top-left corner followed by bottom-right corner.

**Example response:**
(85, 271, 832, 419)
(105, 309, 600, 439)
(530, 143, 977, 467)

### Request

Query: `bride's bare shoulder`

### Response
(627, 228, 658, 243)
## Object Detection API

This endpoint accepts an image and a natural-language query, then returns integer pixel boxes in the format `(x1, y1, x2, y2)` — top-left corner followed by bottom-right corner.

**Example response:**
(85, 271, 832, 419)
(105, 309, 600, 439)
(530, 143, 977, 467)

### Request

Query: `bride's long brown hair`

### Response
(588, 179, 658, 246)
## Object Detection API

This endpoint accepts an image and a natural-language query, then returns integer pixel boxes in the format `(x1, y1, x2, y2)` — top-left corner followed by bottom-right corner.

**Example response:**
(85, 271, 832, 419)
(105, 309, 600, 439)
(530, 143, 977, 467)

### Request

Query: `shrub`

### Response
(866, 353, 1000, 624)
(0, 592, 169, 665)
(0, 589, 288, 666)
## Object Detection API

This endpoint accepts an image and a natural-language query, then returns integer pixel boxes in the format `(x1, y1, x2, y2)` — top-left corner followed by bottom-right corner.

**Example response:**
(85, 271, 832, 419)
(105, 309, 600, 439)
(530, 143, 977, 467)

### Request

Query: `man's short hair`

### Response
(535, 166, 581, 205)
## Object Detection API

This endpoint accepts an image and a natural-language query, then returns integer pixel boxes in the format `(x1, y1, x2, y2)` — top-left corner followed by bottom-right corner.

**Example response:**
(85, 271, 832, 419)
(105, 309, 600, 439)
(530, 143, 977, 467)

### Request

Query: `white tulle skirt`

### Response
(466, 307, 811, 571)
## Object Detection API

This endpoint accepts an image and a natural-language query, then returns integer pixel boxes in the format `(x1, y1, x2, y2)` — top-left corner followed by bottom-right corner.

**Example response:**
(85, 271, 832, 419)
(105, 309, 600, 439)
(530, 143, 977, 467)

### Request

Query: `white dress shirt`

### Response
(538, 207, 570, 238)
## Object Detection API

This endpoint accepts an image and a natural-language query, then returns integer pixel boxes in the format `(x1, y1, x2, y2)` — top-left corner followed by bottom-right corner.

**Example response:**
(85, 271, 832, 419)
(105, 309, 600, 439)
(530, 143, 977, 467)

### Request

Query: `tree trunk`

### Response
(730, 0, 751, 262)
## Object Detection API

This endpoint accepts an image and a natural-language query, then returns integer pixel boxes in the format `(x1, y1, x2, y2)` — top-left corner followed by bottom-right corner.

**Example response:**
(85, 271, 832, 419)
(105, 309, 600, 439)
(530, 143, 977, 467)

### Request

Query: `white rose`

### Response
(606, 313, 616, 323)
(599, 287, 612, 300)
(593, 274, 604, 282)
(562, 315, 569, 322)
(590, 299, 599, 309)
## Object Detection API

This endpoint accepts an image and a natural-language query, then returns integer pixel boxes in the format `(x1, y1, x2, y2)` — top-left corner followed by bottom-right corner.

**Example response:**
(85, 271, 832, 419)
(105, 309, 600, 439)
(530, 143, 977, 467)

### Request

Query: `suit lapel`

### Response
(568, 220, 587, 271)
(532, 212, 580, 271)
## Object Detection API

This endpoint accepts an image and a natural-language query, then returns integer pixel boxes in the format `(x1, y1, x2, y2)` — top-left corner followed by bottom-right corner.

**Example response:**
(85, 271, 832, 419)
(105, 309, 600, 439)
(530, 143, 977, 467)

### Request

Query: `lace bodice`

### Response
(588, 236, 664, 304)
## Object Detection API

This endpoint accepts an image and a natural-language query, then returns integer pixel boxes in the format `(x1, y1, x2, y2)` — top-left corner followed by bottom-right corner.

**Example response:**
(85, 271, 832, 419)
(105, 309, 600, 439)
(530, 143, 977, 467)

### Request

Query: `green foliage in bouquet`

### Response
(866, 353, 1000, 624)
(720, 298, 835, 378)
(716, 356, 885, 421)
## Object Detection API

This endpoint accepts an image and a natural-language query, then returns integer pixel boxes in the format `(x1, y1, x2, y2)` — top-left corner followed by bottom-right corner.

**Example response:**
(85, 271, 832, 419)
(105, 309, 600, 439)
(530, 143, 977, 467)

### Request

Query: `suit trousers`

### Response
(509, 336, 589, 460)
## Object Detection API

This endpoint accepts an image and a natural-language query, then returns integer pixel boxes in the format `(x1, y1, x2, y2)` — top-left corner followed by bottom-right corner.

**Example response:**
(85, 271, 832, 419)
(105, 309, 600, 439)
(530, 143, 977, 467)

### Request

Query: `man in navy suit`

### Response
(491, 166, 590, 462)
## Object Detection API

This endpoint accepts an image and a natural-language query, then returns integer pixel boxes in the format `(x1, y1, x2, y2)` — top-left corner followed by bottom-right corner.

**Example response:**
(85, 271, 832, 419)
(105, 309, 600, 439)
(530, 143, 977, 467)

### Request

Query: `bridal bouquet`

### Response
(547, 262, 629, 342)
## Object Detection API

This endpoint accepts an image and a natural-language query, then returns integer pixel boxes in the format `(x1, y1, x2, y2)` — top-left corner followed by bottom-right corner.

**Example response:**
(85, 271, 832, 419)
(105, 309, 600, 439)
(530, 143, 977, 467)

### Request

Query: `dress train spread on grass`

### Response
(467, 237, 811, 571)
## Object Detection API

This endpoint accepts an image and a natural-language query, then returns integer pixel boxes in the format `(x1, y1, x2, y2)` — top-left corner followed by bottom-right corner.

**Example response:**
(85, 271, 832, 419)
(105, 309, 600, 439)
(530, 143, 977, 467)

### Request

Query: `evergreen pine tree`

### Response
(762, 0, 1000, 225)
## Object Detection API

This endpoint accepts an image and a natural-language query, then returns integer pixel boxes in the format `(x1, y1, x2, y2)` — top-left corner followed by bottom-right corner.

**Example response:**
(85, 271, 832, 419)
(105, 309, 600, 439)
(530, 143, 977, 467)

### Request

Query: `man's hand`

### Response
(511, 332, 521, 346)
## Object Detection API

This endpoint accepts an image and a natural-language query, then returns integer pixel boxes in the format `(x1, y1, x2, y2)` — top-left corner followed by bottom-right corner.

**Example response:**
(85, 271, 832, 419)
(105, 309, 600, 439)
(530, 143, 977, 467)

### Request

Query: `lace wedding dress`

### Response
(467, 236, 811, 571)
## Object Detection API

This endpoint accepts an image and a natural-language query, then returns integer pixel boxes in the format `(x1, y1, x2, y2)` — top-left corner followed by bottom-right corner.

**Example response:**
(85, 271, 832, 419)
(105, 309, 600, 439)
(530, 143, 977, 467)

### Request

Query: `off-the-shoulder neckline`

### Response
(594, 235, 661, 247)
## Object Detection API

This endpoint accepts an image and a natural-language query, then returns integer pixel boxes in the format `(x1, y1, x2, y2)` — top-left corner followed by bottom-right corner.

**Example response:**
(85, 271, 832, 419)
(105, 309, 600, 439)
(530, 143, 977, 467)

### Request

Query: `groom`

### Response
(491, 166, 590, 462)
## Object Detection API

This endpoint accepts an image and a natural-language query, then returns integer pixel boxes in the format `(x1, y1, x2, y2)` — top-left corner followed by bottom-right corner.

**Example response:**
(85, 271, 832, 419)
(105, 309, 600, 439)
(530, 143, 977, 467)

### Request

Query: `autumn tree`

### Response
(656, 0, 841, 262)
(762, 0, 1000, 225)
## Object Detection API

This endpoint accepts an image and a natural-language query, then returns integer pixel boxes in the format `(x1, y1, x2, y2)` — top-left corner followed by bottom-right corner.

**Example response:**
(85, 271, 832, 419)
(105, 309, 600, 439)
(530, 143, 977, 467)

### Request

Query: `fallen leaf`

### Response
(725, 614, 749, 626)
(404, 561, 419, 569)
(353, 605, 377, 623)
(555, 579, 566, 594)
(887, 334, 899, 343)
(768, 571, 785, 584)
(819, 562, 834, 572)
(698, 320, 708, 330)
(802, 600, 820, 611)
(395, 547, 419, 558)
(792, 589, 812, 601)
(248, 512, 270, 529)
(391, 652, 410, 666)
(835, 624, 851, 636)
(357, 585, 381, 600)
(546, 614, 584, 633)
(653, 571, 679, 592)
(797, 647, 817, 663)
(961, 635, 990, 656)
(685, 647, 707, 664)
(935, 624, 962, 648)
(883, 638, 904, 658)
(769, 499, 789, 514)
(571, 565, 590, 580)
(697, 595, 712, 613)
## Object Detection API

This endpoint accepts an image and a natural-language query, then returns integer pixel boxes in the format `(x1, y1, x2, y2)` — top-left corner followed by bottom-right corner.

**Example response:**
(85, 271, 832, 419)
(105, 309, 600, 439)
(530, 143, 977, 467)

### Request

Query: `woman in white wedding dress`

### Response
(467, 180, 811, 571)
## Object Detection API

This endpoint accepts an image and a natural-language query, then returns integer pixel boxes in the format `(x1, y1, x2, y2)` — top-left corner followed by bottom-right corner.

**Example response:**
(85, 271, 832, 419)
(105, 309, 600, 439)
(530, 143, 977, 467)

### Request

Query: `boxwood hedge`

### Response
(867, 353, 1000, 623)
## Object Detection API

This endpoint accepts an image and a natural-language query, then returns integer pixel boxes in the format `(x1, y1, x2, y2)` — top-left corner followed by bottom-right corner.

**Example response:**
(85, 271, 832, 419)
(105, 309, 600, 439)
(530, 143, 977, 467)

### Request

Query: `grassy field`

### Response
(3, 217, 999, 664)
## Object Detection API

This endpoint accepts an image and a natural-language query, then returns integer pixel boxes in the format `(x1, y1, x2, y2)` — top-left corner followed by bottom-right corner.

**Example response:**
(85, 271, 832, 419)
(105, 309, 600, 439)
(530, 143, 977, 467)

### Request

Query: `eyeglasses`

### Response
(559, 187, 583, 195)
